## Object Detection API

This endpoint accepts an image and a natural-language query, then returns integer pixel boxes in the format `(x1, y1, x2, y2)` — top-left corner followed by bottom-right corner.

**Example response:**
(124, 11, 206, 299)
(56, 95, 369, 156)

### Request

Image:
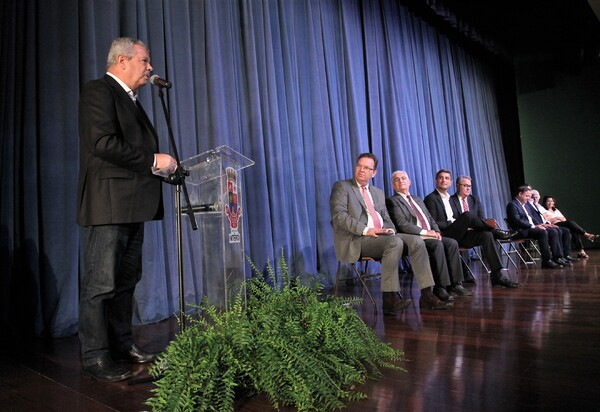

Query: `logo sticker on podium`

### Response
(225, 167, 241, 243)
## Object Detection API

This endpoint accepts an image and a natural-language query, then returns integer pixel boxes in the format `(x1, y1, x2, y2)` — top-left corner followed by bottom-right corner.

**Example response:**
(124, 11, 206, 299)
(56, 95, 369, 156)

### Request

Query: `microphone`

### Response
(149, 75, 172, 89)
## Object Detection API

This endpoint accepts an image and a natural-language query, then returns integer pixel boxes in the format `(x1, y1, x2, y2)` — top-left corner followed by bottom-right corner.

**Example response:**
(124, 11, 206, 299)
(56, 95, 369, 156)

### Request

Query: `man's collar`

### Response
(106, 72, 136, 100)
(436, 188, 449, 198)
(355, 179, 368, 188)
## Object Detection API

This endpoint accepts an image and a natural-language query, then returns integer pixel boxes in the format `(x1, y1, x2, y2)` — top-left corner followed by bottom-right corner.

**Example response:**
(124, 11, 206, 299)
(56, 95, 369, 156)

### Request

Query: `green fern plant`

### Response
(146, 251, 405, 411)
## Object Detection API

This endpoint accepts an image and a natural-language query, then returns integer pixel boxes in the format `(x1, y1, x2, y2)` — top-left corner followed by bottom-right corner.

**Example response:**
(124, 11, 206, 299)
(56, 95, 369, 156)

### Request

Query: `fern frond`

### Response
(146, 252, 406, 411)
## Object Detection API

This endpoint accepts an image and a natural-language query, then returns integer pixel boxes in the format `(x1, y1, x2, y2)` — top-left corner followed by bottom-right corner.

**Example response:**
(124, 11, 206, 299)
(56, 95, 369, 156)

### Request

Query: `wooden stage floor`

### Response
(2, 250, 600, 411)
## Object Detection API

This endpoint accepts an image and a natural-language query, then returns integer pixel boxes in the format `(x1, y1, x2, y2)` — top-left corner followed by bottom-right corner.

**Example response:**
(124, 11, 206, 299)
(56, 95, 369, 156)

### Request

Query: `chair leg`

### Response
(524, 240, 541, 263)
(497, 241, 518, 268)
(519, 242, 537, 266)
(335, 261, 378, 315)
(351, 263, 378, 315)
(473, 247, 490, 273)
(460, 252, 476, 280)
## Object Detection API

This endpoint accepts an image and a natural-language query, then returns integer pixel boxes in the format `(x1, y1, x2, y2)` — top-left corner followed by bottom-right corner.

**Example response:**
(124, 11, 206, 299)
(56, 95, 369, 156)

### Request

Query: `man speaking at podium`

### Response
(76, 37, 177, 382)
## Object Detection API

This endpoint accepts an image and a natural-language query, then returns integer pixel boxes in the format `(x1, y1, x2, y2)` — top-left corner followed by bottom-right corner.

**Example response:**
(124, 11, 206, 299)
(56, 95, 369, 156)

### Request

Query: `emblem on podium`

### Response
(225, 167, 241, 243)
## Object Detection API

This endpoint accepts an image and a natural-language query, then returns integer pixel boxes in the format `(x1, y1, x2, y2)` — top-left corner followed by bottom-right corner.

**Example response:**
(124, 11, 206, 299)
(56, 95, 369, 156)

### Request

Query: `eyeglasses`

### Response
(355, 164, 375, 172)
(458, 184, 471, 188)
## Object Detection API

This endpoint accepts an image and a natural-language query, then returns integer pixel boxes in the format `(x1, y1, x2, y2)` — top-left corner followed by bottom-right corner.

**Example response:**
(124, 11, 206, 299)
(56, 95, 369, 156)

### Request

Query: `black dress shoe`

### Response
(492, 229, 518, 241)
(434, 287, 455, 302)
(542, 260, 561, 269)
(557, 258, 573, 267)
(565, 255, 579, 262)
(115, 344, 158, 364)
(382, 291, 412, 315)
(448, 283, 474, 296)
(82, 354, 132, 382)
(491, 275, 520, 288)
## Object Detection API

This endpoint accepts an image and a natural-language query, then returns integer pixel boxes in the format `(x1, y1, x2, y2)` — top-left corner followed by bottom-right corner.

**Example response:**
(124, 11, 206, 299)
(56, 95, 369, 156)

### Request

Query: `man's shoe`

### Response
(565, 255, 579, 262)
(448, 283, 473, 296)
(542, 260, 561, 269)
(557, 258, 573, 267)
(434, 287, 455, 302)
(492, 229, 518, 241)
(491, 275, 520, 288)
(82, 354, 132, 382)
(382, 291, 412, 315)
(115, 344, 158, 364)
(420, 292, 452, 310)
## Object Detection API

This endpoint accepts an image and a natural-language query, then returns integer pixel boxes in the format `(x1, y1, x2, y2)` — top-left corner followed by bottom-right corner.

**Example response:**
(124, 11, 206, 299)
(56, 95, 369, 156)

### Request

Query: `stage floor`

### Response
(2, 249, 600, 411)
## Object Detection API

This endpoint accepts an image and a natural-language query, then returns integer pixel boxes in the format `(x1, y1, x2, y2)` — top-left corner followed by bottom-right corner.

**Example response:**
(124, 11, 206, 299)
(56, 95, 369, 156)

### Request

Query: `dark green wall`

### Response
(517, 64, 600, 248)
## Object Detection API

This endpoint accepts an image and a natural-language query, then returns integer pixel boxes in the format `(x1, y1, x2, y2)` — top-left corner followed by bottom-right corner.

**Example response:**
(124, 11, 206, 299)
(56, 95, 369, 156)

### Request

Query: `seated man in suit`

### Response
(330, 153, 451, 312)
(386, 170, 472, 302)
(424, 170, 519, 288)
(530, 189, 576, 264)
(506, 185, 563, 269)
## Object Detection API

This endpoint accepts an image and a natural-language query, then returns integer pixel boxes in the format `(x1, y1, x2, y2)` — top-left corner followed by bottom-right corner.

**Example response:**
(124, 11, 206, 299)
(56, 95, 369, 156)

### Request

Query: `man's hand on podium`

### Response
(152, 153, 178, 177)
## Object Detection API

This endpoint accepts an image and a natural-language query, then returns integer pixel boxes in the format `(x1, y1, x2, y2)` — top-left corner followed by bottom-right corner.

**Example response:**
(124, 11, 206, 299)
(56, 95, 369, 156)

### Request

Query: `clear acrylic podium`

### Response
(179, 145, 254, 310)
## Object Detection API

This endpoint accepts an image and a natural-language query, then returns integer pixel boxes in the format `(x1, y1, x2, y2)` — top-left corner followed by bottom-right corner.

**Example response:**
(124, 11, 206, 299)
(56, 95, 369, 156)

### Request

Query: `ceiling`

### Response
(471, 0, 599, 60)
(590, 0, 600, 20)
(405, 0, 600, 66)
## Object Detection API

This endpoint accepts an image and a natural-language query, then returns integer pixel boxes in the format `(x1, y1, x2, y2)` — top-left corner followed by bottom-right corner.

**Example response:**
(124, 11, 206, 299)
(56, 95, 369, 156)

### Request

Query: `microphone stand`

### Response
(127, 86, 196, 387)
(156, 86, 197, 333)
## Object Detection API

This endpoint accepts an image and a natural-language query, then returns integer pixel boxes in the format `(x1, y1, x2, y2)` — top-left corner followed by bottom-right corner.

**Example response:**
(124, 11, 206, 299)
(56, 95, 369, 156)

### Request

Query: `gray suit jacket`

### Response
(330, 179, 395, 263)
(386, 193, 441, 234)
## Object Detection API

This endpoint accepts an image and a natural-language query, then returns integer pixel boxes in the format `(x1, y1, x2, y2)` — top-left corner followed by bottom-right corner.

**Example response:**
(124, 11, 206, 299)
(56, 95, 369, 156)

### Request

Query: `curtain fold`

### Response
(1, 0, 513, 338)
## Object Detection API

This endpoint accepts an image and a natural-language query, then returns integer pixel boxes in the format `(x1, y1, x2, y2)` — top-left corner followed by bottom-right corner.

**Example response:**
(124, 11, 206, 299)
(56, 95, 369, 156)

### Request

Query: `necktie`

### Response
(462, 197, 470, 212)
(407, 195, 429, 230)
(361, 186, 382, 229)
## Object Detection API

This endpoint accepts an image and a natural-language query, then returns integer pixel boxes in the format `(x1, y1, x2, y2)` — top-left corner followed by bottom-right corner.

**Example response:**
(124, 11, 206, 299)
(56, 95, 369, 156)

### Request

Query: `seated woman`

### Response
(543, 195, 597, 258)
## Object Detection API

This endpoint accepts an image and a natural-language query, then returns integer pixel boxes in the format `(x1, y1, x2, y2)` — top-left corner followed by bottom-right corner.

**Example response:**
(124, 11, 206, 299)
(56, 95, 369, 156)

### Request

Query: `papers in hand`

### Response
(420, 234, 439, 239)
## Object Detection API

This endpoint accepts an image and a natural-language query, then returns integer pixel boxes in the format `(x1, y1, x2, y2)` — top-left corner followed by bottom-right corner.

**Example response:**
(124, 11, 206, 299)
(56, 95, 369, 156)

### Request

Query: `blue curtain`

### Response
(0, 0, 513, 338)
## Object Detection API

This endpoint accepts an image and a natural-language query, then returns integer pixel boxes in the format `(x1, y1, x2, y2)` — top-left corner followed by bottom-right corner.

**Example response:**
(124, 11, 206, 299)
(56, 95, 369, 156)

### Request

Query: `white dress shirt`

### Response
(437, 189, 456, 223)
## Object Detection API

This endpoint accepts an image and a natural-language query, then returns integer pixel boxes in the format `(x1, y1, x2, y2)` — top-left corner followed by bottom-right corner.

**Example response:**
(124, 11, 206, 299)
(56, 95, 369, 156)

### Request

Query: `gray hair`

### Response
(456, 175, 472, 185)
(391, 170, 409, 180)
(106, 37, 148, 69)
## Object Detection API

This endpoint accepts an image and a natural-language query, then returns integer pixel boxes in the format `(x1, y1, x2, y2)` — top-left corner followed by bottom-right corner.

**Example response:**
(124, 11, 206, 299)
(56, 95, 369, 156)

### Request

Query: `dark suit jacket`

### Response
(526, 203, 547, 225)
(506, 199, 534, 236)
(386, 193, 440, 234)
(424, 190, 454, 230)
(77, 74, 163, 226)
(449, 194, 486, 220)
(330, 179, 395, 263)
